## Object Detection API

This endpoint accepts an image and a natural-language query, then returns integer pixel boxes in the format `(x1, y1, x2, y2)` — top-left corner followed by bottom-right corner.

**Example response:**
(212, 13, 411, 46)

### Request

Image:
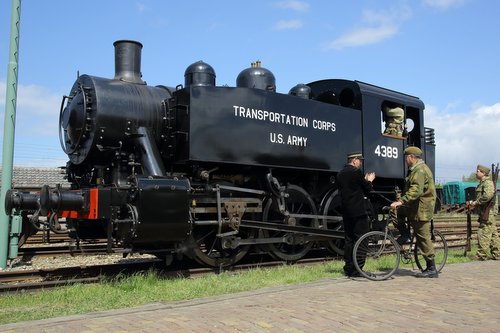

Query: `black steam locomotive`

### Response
(6, 40, 436, 267)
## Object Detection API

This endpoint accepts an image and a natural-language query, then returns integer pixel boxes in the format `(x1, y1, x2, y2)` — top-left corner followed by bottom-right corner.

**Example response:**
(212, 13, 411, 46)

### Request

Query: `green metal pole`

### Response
(0, 0, 22, 269)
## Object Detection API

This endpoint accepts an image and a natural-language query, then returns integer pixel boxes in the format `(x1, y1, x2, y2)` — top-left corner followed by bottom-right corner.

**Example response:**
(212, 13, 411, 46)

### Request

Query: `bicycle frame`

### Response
(353, 207, 448, 281)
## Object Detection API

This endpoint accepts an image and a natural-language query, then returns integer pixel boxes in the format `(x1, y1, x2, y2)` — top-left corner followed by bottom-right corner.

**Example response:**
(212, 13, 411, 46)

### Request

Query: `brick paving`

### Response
(1, 260, 499, 333)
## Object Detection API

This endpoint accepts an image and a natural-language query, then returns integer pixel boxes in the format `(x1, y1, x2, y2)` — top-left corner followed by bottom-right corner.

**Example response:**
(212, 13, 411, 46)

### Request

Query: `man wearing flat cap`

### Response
(336, 152, 376, 277)
(390, 146, 438, 278)
(383, 105, 405, 137)
(468, 164, 500, 260)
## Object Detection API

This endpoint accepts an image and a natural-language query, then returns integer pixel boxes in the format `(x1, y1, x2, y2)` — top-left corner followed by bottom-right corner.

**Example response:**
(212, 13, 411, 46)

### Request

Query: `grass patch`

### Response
(0, 247, 475, 325)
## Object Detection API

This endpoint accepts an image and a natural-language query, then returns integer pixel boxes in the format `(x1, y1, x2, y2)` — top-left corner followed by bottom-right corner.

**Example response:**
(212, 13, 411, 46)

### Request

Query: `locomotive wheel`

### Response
(262, 184, 318, 262)
(189, 225, 255, 268)
(189, 182, 256, 268)
(320, 189, 345, 256)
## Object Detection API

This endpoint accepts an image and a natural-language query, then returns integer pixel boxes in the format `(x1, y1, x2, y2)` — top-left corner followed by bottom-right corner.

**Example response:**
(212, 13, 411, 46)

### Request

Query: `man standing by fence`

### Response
(468, 164, 500, 260)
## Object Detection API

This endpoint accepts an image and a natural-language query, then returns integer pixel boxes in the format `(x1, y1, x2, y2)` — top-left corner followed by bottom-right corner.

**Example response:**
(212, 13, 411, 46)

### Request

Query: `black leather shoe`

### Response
(415, 267, 438, 278)
(347, 271, 361, 277)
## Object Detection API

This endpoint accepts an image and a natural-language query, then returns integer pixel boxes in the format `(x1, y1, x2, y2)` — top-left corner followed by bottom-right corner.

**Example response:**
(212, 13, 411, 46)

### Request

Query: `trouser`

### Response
(342, 215, 370, 274)
(390, 206, 411, 238)
(477, 221, 500, 260)
(391, 208, 411, 238)
(411, 219, 435, 261)
(391, 207, 434, 261)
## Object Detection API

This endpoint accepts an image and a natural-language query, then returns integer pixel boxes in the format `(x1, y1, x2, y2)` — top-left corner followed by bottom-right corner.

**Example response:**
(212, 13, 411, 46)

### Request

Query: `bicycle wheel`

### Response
(353, 231, 401, 281)
(414, 229, 448, 272)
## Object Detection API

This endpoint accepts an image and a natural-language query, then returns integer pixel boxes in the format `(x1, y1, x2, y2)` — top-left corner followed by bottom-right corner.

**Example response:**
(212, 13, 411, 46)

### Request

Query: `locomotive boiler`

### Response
(5, 40, 436, 267)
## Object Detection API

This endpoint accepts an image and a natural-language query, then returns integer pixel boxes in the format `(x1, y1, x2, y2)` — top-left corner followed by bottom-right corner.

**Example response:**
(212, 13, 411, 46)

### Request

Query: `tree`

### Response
(462, 172, 477, 182)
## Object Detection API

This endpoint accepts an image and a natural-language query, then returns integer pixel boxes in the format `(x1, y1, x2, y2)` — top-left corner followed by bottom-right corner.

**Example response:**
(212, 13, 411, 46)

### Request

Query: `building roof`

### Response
(0, 166, 70, 189)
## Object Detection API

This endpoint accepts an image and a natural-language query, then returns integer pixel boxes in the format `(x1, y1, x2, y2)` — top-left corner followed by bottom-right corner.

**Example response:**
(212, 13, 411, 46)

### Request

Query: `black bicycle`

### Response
(352, 207, 448, 281)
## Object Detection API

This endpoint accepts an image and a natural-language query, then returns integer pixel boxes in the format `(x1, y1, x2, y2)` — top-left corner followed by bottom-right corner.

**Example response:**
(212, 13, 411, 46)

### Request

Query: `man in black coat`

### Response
(336, 152, 375, 277)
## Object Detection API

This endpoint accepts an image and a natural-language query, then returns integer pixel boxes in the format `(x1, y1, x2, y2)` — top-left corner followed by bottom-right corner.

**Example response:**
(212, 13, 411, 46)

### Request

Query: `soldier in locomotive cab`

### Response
(383, 104, 405, 137)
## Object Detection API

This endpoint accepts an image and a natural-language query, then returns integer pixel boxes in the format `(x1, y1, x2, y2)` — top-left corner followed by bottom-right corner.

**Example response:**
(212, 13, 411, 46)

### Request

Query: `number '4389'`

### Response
(374, 145, 398, 159)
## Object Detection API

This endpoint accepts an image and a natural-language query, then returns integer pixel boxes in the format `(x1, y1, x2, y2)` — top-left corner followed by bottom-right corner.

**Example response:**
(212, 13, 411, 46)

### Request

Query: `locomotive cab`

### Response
(357, 81, 434, 184)
(307, 79, 434, 189)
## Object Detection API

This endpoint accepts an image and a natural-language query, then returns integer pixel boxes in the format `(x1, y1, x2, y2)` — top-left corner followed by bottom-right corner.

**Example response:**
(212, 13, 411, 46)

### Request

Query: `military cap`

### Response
(347, 152, 364, 160)
(477, 164, 490, 174)
(404, 146, 422, 156)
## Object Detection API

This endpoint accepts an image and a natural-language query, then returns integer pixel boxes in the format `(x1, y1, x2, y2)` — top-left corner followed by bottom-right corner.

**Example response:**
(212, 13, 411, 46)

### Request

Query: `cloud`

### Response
(323, 5, 412, 50)
(362, 6, 412, 24)
(422, 0, 467, 10)
(0, 80, 65, 166)
(1, 81, 62, 135)
(148, 18, 169, 29)
(425, 102, 500, 183)
(273, 19, 304, 30)
(17, 84, 62, 116)
(1, 81, 59, 117)
(323, 25, 398, 50)
(275, 0, 310, 12)
(136, 2, 146, 12)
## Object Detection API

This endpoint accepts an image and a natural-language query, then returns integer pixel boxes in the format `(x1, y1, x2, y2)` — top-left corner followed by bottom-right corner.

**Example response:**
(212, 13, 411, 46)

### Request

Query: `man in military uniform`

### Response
(468, 165, 500, 260)
(390, 146, 438, 278)
(383, 105, 405, 137)
(336, 152, 376, 277)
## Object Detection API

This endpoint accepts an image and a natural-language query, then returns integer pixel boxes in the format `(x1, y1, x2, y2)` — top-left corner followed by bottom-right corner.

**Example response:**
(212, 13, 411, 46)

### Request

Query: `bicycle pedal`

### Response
(401, 257, 411, 264)
(402, 252, 411, 260)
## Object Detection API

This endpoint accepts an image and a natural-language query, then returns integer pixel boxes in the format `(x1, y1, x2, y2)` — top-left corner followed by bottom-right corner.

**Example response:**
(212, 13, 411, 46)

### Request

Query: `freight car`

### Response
(5, 40, 436, 267)
(441, 181, 500, 212)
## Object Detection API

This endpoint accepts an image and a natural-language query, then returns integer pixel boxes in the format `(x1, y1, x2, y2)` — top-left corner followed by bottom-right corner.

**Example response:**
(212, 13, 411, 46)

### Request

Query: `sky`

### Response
(0, 0, 499, 184)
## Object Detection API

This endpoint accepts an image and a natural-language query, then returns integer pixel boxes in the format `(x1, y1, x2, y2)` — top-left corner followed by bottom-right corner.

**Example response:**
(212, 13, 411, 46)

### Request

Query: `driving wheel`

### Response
(263, 184, 318, 262)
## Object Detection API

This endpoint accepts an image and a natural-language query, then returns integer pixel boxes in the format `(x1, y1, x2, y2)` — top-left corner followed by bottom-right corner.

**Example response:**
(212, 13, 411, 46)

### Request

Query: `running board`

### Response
(240, 220, 344, 239)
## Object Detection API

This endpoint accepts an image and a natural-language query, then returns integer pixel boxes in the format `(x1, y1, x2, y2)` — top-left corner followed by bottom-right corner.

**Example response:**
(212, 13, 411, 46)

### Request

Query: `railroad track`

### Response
(1, 214, 497, 293)
(434, 215, 499, 245)
(0, 256, 331, 294)
(18, 243, 112, 257)
(14, 216, 500, 258)
(0, 260, 167, 293)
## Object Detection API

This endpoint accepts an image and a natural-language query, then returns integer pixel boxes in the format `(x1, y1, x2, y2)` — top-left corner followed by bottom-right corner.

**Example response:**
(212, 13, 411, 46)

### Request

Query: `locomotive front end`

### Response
(60, 40, 171, 179)
(6, 40, 192, 257)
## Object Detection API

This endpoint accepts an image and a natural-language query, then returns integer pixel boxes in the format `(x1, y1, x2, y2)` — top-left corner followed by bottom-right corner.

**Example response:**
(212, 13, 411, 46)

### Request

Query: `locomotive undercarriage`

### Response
(68, 162, 390, 267)
(7, 163, 348, 267)
(177, 169, 348, 266)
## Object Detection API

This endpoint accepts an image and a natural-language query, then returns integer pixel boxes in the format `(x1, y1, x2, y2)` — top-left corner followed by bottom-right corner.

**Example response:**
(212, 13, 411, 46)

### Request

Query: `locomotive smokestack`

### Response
(113, 40, 145, 84)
